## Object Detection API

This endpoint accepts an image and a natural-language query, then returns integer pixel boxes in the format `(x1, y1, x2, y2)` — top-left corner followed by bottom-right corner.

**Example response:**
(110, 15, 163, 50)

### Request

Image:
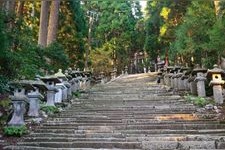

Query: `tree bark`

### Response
(214, 1, 220, 16)
(47, 0, 60, 46)
(16, 1, 25, 17)
(38, 1, 49, 47)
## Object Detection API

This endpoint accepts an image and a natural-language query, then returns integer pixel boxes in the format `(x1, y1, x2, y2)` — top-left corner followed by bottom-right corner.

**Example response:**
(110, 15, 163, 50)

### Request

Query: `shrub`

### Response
(0, 95, 11, 126)
(72, 91, 81, 98)
(184, 94, 212, 107)
(40, 105, 60, 115)
(3, 125, 28, 137)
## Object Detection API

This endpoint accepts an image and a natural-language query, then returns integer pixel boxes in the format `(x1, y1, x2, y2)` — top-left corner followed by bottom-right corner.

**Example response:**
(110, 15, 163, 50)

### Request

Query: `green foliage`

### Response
(40, 105, 60, 115)
(44, 42, 70, 71)
(0, 95, 11, 126)
(72, 91, 81, 98)
(169, 1, 217, 66)
(58, 1, 87, 68)
(184, 94, 213, 107)
(84, 1, 142, 73)
(3, 125, 28, 137)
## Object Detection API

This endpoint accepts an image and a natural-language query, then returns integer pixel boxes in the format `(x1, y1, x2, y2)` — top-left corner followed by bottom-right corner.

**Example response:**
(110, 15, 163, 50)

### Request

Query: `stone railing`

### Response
(160, 64, 225, 105)
(6, 68, 94, 127)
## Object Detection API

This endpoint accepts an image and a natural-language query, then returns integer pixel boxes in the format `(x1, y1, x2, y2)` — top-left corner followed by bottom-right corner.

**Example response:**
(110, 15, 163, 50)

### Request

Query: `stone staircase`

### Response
(4, 73, 225, 150)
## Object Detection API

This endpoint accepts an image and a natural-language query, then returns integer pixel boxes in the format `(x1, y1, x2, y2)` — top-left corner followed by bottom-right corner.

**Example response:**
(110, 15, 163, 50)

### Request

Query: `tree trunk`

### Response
(214, 1, 220, 16)
(5, 0, 15, 14)
(38, 1, 49, 47)
(47, 0, 60, 46)
(16, 1, 25, 17)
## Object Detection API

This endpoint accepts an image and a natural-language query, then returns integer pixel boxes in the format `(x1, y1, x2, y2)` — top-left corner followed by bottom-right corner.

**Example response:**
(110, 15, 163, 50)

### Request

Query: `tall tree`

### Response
(85, 1, 141, 73)
(47, 0, 60, 45)
(38, 1, 49, 47)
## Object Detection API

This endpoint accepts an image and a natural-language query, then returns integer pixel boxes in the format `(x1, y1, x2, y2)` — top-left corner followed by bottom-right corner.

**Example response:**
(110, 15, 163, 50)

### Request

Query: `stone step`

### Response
(42, 120, 220, 126)
(71, 99, 186, 103)
(17, 141, 142, 149)
(61, 108, 197, 114)
(10, 140, 225, 149)
(45, 119, 215, 125)
(31, 128, 225, 135)
(4, 146, 142, 150)
(91, 96, 181, 101)
(21, 135, 225, 143)
(5, 73, 224, 150)
(22, 137, 126, 142)
(54, 113, 198, 119)
(38, 124, 225, 130)
(27, 132, 225, 139)
(142, 141, 216, 149)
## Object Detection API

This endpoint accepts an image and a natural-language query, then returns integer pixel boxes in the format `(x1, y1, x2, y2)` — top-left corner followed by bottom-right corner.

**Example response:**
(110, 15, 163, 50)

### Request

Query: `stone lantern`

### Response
(172, 66, 181, 90)
(181, 70, 191, 91)
(40, 76, 61, 106)
(8, 81, 35, 126)
(179, 67, 189, 91)
(207, 64, 225, 104)
(25, 80, 48, 117)
(188, 76, 197, 95)
(164, 66, 173, 86)
(170, 68, 176, 88)
(125, 66, 128, 75)
(192, 64, 207, 97)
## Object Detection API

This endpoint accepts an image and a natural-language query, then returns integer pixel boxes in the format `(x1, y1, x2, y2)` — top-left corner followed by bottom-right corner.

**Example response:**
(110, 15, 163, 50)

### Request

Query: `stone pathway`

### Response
(4, 73, 225, 150)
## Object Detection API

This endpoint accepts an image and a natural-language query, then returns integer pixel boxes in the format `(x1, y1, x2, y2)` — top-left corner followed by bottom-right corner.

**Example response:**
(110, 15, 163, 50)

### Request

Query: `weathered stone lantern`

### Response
(26, 80, 48, 117)
(181, 70, 191, 91)
(188, 75, 197, 95)
(172, 66, 181, 90)
(84, 71, 92, 88)
(40, 76, 61, 106)
(55, 69, 72, 101)
(169, 68, 176, 88)
(192, 64, 207, 97)
(55, 83, 66, 103)
(207, 64, 225, 104)
(178, 67, 189, 91)
(8, 81, 35, 126)
(125, 66, 128, 75)
(164, 66, 173, 86)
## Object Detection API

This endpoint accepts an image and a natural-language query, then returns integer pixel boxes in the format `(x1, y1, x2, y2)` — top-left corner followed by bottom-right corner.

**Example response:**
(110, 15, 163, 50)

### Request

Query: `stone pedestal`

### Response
(188, 77, 197, 95)
(8, 96, 28, 126)
(47, 88, 57, 106)
(194, 72, 206, 97)
(183, 78, 189, 91)
(125, 66, 128, 75)
(170, 76, 174, 88)
(27, 90, 44, 117)
(63, 82, 71, 101)
(167, 74, 173, 87)
(212, 83, 224, 104)
(172, 74, 178, 90)
(177, 73, 184, 90)
(8, 88, 28, 126)
(55, 84, 65, 103)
